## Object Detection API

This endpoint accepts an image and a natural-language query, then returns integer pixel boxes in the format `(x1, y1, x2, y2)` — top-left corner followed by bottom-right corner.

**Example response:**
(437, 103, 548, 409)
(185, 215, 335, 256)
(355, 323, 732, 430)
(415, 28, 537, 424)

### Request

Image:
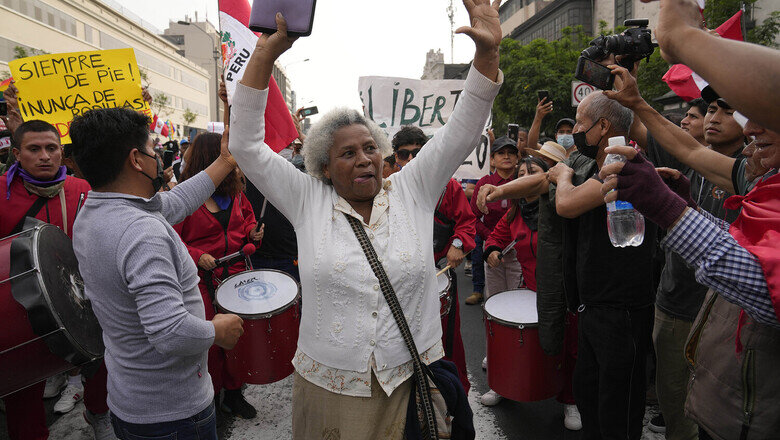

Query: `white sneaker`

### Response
(84, 410, 118, 440)
(482, 356, 487, 370)
(563, 404, 582, 430)
(53, 384, 83, 414)
(44, 374, 67, 399)
(480, 389, 502, 406)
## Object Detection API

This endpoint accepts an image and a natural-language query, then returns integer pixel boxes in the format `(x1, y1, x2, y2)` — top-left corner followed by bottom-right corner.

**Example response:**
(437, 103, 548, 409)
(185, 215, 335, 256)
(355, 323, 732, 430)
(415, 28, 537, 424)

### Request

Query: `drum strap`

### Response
(343, 213, 438, 440)
(11, 196, 48, 235)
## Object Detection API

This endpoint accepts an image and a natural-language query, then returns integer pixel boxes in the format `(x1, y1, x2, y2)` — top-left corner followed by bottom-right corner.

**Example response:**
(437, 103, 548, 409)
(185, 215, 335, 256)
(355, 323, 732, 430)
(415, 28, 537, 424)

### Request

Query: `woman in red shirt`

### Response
(482, 156, 581, 430)
(174, 132, 264, 419)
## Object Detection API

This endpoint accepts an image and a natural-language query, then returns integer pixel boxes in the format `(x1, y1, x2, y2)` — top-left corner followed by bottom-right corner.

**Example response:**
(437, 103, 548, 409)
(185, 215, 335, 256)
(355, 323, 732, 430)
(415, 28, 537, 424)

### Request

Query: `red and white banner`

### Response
(218, 0, 298, 153)
(150, 114, 169, 137)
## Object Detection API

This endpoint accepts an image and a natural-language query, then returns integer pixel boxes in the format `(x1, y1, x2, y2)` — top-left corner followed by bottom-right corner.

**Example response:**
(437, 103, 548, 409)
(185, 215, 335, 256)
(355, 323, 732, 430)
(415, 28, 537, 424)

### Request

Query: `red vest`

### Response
(0, 174, 90, 239)
(173, 192, 257, 287)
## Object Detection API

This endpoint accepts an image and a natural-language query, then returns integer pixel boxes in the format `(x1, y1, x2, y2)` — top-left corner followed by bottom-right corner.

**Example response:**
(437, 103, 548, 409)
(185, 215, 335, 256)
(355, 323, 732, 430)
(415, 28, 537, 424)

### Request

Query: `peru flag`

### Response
(150, 114, 169, 137)
(219, 0, 298, 153)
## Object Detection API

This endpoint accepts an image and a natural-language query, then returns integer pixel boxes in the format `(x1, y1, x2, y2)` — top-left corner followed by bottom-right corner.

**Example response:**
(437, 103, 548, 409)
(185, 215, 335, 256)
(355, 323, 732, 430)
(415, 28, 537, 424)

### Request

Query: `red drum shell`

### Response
(483, 289, 563, 402)
(0, 223, 103, 398)
(215, 269, 300, 385)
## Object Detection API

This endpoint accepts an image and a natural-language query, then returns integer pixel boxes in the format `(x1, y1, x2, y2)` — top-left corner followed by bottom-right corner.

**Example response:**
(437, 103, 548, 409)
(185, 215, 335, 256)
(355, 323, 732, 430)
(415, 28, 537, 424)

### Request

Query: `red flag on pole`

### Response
(662, 11, 744, 102)
(219, 0, 298, 153)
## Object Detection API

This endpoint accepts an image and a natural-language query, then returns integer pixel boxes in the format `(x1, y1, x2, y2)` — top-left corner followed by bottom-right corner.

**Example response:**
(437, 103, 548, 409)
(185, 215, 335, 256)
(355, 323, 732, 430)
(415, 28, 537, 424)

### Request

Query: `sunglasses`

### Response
(396, 148, 422, 160)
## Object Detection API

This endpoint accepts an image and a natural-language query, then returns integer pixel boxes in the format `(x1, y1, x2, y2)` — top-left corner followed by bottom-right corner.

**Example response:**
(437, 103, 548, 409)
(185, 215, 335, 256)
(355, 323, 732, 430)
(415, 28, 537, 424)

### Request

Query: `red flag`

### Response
(662, 11, 744, 102)
(219, 0, 298, 153)
(150, 114, 169, 137)
(724, 173, 780, 321)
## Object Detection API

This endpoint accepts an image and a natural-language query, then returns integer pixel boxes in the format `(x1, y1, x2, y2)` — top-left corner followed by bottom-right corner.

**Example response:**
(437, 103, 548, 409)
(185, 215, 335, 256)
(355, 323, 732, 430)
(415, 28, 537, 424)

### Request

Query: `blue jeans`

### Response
(111, 403, 217, 440)
(250, 255, 300, 282)
(470, 235, 484, 293)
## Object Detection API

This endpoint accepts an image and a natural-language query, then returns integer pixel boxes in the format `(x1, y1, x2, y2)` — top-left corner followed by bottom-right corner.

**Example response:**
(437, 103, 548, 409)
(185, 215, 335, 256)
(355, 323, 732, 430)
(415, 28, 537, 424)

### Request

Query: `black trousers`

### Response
(573, 304, 654, 440)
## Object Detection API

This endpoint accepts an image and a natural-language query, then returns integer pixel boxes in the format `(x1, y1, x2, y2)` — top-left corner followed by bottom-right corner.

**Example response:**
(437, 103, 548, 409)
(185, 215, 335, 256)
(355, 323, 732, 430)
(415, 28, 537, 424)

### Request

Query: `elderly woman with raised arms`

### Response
(229, 1, 502, 438)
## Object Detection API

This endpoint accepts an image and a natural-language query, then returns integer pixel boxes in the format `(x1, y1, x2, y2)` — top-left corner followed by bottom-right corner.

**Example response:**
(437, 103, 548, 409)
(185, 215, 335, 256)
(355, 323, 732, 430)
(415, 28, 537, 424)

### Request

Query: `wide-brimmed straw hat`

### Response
(526, 141, 566, 163)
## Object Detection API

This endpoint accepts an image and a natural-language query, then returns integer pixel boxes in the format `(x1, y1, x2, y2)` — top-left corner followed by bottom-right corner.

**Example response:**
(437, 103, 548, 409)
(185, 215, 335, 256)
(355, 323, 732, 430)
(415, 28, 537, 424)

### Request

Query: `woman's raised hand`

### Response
(241, 13, 298, 91)
(255, 13, 298, 63)
(456, 0, 502, 81)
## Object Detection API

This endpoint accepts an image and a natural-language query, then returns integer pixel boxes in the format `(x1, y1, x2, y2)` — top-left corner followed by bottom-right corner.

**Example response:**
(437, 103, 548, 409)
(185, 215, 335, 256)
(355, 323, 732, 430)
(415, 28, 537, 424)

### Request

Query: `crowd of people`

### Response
(0, 0, 778, 439)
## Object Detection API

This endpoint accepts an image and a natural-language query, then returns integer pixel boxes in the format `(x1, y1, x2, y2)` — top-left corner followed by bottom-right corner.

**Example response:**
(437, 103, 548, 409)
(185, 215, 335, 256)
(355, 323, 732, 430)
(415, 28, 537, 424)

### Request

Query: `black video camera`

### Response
(581, 19, 657, 68)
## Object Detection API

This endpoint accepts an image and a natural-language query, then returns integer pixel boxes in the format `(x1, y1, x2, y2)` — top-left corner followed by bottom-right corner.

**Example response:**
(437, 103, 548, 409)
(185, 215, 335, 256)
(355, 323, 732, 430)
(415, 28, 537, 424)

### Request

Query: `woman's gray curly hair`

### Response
(303, 107, 392, 182)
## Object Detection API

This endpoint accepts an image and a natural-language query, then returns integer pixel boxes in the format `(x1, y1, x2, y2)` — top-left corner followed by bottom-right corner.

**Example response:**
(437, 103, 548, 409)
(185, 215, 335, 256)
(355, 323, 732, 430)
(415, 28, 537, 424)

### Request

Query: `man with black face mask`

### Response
(545, 91, 658, 440)
(69, 107, 246, 439)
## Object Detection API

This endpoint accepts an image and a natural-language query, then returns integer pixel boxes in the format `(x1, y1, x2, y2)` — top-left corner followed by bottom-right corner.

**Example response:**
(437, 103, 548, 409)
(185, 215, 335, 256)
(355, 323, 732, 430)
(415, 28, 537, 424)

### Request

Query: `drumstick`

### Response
(436, 265, 451, 277)
(259, 199, 268, 221)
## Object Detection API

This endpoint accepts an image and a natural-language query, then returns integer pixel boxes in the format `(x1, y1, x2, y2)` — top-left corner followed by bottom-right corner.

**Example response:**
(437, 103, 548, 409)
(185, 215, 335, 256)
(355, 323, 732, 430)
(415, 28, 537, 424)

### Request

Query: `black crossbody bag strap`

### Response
(343, 213, 438, 440)
(12, 196, 48, 235)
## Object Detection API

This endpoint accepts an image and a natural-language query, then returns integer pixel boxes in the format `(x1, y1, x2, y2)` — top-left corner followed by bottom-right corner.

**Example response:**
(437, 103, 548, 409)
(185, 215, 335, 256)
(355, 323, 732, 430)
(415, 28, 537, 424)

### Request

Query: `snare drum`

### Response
(437, 270, 452, 317)
(483, 289, 563, 402)
(215, 269, 300, 385)
(0, 223, 104, 398)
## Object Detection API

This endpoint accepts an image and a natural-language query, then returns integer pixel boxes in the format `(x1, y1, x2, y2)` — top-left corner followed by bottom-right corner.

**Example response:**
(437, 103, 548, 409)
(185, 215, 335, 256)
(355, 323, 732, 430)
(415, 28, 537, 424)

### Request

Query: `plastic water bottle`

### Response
(604, 136, 645, 247)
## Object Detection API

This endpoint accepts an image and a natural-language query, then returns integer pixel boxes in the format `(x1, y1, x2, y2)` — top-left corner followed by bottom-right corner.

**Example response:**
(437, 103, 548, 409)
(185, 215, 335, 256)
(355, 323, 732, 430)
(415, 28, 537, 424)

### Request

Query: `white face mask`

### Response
(557, 134, 575, 148)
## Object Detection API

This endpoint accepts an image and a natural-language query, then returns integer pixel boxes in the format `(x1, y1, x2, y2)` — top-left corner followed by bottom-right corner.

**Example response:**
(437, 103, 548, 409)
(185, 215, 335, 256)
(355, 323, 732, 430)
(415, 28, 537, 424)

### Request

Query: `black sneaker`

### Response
(648, 413, 666, 433)
(220, 389, 257, 419)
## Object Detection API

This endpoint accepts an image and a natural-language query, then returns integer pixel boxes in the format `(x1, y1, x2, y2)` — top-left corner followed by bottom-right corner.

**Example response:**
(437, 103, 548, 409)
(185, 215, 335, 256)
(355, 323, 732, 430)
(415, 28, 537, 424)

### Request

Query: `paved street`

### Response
(2, 265, 665, 439)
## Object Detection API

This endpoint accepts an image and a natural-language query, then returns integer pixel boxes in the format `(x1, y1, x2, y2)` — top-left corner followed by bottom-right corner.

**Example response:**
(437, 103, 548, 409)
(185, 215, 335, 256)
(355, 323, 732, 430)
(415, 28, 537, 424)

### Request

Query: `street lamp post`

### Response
(177, 20, 221, 123)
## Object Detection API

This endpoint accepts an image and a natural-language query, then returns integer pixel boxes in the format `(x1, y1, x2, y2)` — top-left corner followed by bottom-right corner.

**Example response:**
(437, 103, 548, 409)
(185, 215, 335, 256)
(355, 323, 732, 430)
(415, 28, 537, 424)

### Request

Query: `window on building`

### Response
(84, 23, 93, 44)
(615, 0, 633, 27)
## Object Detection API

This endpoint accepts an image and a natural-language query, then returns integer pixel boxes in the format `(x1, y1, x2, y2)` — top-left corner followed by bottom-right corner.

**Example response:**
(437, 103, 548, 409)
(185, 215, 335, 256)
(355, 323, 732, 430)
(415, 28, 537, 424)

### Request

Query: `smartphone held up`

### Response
(249, 0, 317, 37)
(575, 57, 615, 91)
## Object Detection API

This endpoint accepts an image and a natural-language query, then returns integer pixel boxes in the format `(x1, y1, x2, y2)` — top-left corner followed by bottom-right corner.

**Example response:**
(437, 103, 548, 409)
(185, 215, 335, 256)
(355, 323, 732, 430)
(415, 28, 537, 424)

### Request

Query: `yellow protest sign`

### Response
(9, 48, 151, 143)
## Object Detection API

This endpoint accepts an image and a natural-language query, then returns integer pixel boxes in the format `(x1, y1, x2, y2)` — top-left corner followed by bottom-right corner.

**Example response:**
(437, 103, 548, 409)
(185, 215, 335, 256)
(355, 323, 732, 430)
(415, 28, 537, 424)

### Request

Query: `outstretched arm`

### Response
(604, 65, 737, 194)
(475, 173, 549, 214)
(396, 0, 503, 207)
(640, 0, 780, 132)
(549, 163, 605, 219)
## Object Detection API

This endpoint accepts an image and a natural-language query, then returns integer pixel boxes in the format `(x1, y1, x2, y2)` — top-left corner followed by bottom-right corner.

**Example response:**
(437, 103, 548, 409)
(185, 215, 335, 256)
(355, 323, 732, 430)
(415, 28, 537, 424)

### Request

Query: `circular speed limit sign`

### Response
(572, 81, 596, 106)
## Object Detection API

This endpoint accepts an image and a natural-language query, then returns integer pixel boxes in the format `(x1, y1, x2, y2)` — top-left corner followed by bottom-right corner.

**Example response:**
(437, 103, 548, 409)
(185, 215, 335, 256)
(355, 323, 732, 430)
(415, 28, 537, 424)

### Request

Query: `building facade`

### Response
(0, 0, 211, 138)
(162, 16, 224, 124)
(421, 49, 469, 80)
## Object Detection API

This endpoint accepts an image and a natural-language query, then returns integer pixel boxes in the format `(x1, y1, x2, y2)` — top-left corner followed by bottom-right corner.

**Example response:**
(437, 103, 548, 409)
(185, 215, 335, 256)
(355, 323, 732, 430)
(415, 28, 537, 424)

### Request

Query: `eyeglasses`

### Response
(396, 148, 421, 160)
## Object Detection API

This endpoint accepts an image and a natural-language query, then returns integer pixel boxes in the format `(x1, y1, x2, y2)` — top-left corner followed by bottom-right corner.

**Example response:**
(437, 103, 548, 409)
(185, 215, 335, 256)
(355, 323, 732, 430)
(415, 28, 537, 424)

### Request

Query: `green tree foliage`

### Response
(13, 46, 49, 59)
(704, 0, 779, 47)
(747, 10, 780, 48)
(151, 92, 172, 118)
(492, 25, 670, 135)
(182, 108, 197, 126)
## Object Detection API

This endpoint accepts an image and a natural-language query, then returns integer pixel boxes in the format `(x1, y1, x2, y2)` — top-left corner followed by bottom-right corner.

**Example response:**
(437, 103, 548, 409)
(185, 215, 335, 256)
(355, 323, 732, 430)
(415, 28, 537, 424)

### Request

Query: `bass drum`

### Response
(0, 221, 103, 398)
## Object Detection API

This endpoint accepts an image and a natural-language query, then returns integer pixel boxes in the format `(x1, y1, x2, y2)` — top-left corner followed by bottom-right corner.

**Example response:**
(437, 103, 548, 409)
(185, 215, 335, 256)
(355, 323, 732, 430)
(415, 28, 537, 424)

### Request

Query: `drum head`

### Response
(11, 222, 104, 362)
(216, 270, 299, 317)
(436, 271, 450, 292)
(484, 289, 538, 326)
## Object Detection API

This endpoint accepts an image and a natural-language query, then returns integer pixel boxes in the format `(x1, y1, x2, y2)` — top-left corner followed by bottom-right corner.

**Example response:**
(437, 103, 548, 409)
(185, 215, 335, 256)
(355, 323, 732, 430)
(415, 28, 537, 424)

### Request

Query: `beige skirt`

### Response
(292, 371, 412, 440)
